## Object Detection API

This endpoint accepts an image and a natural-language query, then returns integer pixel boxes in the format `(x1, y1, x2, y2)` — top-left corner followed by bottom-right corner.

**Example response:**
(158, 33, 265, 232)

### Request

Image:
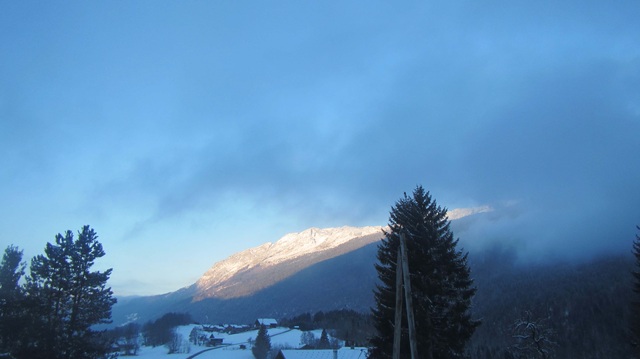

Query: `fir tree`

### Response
(252, 324, 271, 359)
(318, 329, 330, 349)
(370, 186, 479, 358)
(632, 225, 640, 358)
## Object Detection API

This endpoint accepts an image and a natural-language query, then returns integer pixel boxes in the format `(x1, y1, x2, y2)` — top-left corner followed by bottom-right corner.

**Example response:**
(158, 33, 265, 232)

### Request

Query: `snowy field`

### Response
(132, 326, 326, 359)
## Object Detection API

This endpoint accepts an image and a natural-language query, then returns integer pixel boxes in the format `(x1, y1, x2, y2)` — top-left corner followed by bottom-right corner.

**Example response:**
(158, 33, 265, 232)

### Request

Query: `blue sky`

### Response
(1, 1, 639, 296)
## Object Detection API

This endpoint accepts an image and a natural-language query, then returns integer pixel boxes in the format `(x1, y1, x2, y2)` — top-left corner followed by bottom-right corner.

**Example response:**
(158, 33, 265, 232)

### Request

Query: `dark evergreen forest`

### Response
(469, 248, 634, 358)
(281, 250, 634, 359)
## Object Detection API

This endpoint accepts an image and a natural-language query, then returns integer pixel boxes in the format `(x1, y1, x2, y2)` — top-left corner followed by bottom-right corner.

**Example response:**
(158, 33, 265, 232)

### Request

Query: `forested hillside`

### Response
(276, 250, 635, 359)
(469, 249, 633, 358)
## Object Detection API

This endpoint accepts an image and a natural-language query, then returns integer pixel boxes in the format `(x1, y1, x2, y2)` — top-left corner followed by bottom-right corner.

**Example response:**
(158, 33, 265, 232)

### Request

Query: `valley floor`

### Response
(132, 326, 326, 359)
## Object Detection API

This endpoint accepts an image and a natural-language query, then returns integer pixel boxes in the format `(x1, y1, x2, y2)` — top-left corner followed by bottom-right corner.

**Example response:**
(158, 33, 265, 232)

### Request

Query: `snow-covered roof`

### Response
(256, 318, 278, 325)
(278, 348, 368, 359)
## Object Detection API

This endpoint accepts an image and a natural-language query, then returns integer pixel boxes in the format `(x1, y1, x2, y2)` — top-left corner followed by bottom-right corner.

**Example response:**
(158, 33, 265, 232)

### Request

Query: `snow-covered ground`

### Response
(131, 325, 326, 359)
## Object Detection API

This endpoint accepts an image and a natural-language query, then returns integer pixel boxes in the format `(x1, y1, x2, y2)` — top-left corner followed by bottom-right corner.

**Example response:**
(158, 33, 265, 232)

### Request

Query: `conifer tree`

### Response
(318, 329, 330, 349)
(252, 324, 271, 359)
(632, 225, 640, 358)
(24, 225, 116, 359)
(0, 245, 26, 354)
(370, 186, 479, 358)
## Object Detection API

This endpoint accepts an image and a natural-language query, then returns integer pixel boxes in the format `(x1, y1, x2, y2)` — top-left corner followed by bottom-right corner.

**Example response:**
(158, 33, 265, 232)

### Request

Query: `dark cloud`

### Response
(118, 0, 638, 257)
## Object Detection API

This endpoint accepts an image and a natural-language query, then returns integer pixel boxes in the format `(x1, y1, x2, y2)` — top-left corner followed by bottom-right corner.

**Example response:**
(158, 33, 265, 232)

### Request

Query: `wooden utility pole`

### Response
(392, 249, 403, 359)
(392, 233, 420, 359)
(400, 233, 420, 359)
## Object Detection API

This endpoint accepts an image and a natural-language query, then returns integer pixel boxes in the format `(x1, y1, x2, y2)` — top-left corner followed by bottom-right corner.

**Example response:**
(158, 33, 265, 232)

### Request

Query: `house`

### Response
(205, 334, 224, 347)
(255, 318, 278, 328)
(226, 324, 251, 334)
(275, 348, 368, 359)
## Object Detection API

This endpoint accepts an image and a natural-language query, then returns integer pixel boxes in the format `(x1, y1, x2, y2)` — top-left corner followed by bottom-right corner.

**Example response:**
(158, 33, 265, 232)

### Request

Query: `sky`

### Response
(1, 1, 639, 296)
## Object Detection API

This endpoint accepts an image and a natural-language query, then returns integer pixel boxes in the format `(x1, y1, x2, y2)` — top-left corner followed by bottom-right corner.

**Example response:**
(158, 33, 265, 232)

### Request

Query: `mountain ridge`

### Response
(194, 225, 384, 300)
(110, 225, 386, 325)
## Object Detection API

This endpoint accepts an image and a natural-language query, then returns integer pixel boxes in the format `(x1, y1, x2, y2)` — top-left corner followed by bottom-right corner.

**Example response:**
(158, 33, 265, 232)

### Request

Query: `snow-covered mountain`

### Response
(111, 225, 386, 325)
(194, 226, 384, 300)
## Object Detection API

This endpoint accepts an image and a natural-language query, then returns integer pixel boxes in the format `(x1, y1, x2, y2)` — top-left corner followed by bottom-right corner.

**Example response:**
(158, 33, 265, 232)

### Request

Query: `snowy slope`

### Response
(195, 226, 383, 298)
(133, 325, 340, 359)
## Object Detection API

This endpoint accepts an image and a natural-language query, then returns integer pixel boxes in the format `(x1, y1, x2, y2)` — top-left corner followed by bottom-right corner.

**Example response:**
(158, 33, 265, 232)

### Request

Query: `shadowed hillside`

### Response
(111, 240, 380, 325)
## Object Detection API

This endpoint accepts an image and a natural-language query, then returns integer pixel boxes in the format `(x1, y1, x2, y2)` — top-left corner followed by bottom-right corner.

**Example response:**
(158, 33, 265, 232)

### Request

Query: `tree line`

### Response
(140, 312, 192, 348)
(280, 309, 374, 347)
(0, 226, 116, 359)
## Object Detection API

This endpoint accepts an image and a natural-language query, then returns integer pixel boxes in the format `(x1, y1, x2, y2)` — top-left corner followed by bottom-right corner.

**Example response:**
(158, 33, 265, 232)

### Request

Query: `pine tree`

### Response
(24, 225, 117, 359)
(370, 186, 480, 358)
(632, 225, 640, 358)
(252, 324, 271, 359)
(318, 329, 330, 349)
(0, 245, 26, 353)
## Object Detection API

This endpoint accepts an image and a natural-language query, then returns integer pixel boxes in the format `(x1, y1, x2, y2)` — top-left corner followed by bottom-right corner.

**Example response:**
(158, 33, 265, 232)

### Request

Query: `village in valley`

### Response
(115, 317, 368, 359)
